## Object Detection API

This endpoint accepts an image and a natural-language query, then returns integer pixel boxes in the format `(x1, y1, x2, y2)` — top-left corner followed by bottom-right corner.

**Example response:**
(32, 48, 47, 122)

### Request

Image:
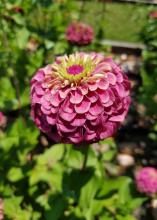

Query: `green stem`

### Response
(81, 145, 89, 170)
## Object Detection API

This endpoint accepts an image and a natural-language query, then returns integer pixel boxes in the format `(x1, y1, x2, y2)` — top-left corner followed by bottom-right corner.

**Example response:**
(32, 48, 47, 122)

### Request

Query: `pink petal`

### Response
(41, 97, 51, 109)
(44, 92, 52, 101)
(57, 122, 76, 133)
(32, 93, 41, 104)
(46, 115, 56, 125)
(50, 91, 62, 107)
(93, 63, 107, 74)
(59, 87, 71, 99)
(88, 82, 98, 91)
(109, 111, 126, 122)
(35, 83, 45, 95)
(71, 115, 86, 126)
(89, 101, 104, 116)
(115, 84, 126, 98)
(41, 106, 51, 115)
(99, 90, 109, 103)
(90, 118, 100, 126)
(68, 129, 83, 143)
(33, 70, 45, 82)
(87, 91, 98, 103)
(85, 132, 96, 141)
(70, 89, 83, 104)
(51, 106, 58, 114)
(60, 110, 76, 121)
(103, 99, 113, 107)
(106, 72, 116, 85)
(86, 112, 98, 120)
(108, 89, 115, 102)
(116, 71, 123, 83)
(80, 85, 88, 95)
(98, 79, 109, 90)
(74, 97, 91, 114)
(62, 99, 74, 113)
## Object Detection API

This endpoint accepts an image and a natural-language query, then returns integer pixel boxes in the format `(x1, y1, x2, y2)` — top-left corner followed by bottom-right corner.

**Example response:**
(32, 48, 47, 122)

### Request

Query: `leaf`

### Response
(65, 147, 83, 169)
(98, 176, 131, 197)
(116, 214, 137, 220)
(45, 195, 67, 220)
(118, 177, 132, 204)
(36, 144, 65, 166)
(128, 197, 147, 211)
(16, 28, 30, 49)
(4, 196, 32, 220)
(7, 167, 23, 182)
(78, 174, 102, 220)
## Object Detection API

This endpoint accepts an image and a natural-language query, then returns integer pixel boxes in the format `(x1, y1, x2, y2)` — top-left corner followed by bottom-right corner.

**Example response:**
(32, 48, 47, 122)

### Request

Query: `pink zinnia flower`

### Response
(30, 52, 131, 144)
(0, 112, 6, 128)
(135, 167, 157, 195)
(149, 11, 157, 19)
(66, 22, 94, 46)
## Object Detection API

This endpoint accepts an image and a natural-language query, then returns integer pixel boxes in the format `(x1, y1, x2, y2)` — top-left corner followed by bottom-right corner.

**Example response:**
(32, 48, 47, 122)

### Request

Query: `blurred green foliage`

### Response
(0, 0, 150, 219)
(140, 12, 157, 115)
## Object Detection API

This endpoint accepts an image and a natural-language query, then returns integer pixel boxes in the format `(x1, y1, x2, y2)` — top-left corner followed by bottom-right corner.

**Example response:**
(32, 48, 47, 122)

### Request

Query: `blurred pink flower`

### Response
(66, 22, 94, 46)
(30, 52, 131, 144)
(0, 112, 6, 128)
(135, 167, 157, 195)
(0, 198, 3, 220)
(149, 11, 157, 19)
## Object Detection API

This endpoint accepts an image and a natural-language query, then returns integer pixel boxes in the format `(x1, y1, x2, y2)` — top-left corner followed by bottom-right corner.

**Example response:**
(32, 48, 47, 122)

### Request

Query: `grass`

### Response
(80, 1, 156, 43)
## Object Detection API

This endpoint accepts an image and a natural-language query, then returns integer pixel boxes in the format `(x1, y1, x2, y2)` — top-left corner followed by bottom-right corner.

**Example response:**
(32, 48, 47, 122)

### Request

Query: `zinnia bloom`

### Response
(135, 167, 157, 195)
(0, 112, 6, 128)
(66, 22, 94, 46)
(30, 52, 131, 144)
(149, 11, 157, 19)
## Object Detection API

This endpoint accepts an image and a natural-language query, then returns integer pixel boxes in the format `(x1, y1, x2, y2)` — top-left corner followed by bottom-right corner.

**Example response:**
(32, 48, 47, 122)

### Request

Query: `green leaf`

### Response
(16, 28, 30, 49)
(7, 167, 23, 182)
(98, 176, 131, 197)
(128, 197, 147, 211)
(36, 144, 65, 165)
(118, 177, 132, 204)
(45, 195, 67, 220)
(116, 214, 137, 220)
(78, 175, 102, 220)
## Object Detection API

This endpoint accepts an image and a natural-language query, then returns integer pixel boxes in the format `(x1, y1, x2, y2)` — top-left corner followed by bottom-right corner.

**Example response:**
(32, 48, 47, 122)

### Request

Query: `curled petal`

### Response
(98, 78, 109, 90)
(41, 97, 51, 110)
(32, 93, 41, 104)
(33, 69, 45, 82)
(62, 99, 74, 113)
(87, 91, 98, 103)
(106, 72, 116, 85)
(74, 97, 91, 114)
(50, 91, 62, 107)
(35, 83, 45, 95)
(85, 132, 96, 141)
(59, 87, 71, 99)
(89, 101, 104, 116)
(46, 114, 56, 125)
(86, 112, 98, 120)
(69, 129, 83, 143)
(88, 82, 98, 91)
(60, 110, 76, 121)
(99, 90, 109, 103)
(70, 89, 83, 104)
(57, 122, 76, 133)
(71, 115, 86, 126)
(109, 110, 127, 122)
(41, 106, 51, 115)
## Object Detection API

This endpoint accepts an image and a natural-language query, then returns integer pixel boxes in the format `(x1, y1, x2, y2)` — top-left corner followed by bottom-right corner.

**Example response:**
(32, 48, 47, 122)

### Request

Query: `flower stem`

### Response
(81, 145, 89, 170)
